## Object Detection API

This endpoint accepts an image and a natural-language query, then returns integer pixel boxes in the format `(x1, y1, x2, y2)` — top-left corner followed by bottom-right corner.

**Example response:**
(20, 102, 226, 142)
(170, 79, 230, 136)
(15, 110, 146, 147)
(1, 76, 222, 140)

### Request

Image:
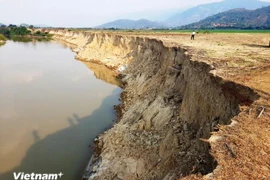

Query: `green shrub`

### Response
(35, 31, 41, 35)
(202, 30, 210, 34)
(10, 26, 31, 36)
(0, 34, 7, 41)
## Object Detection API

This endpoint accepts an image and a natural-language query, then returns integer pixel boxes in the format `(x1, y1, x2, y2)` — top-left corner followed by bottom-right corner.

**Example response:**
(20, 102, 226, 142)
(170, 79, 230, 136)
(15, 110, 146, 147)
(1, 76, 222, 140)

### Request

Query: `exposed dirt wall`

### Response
(50, 30, 259, 180)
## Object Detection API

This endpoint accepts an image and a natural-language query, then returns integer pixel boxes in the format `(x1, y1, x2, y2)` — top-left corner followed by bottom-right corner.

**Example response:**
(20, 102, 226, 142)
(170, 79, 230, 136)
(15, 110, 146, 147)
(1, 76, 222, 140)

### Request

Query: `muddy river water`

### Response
(0, 40, 122, 179)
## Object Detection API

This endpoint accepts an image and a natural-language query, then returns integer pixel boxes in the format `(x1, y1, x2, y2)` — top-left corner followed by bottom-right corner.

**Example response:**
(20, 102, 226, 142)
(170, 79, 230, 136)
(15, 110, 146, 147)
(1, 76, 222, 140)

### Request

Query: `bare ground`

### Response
(151, 33, 270, 179)
(89, 31, 270, 179)
(111, 32, 270, 179)
(52, 30, 270, 179)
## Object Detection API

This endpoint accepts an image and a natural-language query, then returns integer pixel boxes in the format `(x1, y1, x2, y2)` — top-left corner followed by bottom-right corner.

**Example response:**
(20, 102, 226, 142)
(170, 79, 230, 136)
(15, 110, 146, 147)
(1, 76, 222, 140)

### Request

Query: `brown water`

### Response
(0, 41, 122, 180)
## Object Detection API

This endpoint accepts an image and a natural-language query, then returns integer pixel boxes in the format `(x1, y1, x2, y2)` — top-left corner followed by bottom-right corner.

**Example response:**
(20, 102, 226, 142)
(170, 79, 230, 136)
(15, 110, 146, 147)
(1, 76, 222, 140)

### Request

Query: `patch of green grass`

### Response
(10, 35, 52, 42)
(0, 34, 7, 41)
(199, 29, 270, 33)
(78, 28, 270, 34)
(150, 29, 270, 34)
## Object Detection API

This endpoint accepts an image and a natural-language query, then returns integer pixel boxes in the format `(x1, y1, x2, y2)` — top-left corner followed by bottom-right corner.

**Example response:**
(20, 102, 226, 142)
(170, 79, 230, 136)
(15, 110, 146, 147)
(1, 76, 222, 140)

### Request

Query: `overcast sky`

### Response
(0, 0, 270, 27)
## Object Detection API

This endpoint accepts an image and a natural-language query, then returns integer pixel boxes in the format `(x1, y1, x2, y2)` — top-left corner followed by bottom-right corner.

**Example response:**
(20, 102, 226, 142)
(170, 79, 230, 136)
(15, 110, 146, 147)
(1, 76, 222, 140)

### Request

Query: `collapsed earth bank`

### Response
(50, 30, 258, 180)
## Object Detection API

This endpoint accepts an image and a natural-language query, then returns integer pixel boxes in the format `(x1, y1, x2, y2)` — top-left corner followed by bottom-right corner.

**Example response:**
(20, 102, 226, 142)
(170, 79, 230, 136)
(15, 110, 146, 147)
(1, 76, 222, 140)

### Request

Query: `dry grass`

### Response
(210, 112, 270, 179)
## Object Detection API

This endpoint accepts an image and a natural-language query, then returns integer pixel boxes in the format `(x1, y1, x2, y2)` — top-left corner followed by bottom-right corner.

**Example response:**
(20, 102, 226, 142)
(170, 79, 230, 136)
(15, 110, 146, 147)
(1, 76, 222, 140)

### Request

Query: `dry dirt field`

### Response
(151, 32, 270, 179)
(86, 31, 270, 92)
(118, 32, 270, 179)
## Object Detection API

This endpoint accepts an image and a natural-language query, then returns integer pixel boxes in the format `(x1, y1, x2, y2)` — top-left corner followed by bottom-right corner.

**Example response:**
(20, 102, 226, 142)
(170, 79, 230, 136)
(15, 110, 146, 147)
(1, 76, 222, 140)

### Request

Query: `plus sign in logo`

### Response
(58, 172, 64, 178)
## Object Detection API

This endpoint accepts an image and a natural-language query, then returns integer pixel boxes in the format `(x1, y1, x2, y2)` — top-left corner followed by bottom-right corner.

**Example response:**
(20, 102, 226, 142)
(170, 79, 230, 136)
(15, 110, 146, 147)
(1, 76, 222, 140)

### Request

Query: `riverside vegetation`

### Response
(0, 34, 6, 46)
(0, 26, 52, 41)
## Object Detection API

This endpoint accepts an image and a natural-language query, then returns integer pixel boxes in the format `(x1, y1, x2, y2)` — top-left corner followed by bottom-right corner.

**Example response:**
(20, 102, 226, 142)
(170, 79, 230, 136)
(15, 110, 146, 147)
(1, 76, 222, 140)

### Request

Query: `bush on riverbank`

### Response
(0, 34, 6, 46)
(11, 27, 31, 36)
(0, 27, 51, 38)
(33, 30, 51, 37)
(0, 34, 7, 41)
(0, 27, 52, 42)
(0, 26, 31, 37)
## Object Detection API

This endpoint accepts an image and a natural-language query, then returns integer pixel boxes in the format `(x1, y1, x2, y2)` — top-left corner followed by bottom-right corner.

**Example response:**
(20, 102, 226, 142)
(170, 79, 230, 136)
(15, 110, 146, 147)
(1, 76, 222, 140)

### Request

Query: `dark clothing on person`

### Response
(191, 31, 196, 40)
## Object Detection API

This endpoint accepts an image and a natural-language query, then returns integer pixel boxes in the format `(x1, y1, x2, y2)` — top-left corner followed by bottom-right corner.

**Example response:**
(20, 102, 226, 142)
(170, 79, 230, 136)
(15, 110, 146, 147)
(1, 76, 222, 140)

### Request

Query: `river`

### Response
(0, 40, 122, 180)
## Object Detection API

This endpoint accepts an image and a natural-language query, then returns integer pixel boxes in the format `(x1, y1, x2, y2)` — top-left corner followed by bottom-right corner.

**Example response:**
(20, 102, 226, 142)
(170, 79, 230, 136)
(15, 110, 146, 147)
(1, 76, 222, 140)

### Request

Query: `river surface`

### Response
(0, 40, 122, 179)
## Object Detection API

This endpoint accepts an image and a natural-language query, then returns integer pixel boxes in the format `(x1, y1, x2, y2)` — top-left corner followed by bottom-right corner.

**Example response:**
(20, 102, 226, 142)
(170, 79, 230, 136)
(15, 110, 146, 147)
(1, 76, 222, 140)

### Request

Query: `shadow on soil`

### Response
(0, 88, 121, 180)
(242, 44, 270, 48)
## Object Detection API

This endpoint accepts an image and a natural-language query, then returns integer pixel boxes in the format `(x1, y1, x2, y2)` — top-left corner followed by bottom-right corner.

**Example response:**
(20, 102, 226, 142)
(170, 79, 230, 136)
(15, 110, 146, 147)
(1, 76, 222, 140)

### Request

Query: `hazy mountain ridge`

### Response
(116, 8, 190, 22)
(182, 6, 270, 29)
(96, 0, 270, 29)
(166, 0, 270, 26)
(96, 19, 166, 29)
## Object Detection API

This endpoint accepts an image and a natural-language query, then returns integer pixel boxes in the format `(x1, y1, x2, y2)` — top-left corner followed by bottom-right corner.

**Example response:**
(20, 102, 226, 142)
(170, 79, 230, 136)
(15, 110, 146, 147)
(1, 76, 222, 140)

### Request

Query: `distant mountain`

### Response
(166, 0, 270, 26)
(182, 6, 270, 29)
(96, 19, 167, 29)
(0, 23, 6, 27)
(117, 7, 192, 22)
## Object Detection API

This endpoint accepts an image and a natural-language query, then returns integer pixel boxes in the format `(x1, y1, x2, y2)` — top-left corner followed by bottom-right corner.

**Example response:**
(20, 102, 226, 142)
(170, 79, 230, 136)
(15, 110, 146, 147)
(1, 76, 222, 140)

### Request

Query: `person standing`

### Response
(191, 30, 196, 40)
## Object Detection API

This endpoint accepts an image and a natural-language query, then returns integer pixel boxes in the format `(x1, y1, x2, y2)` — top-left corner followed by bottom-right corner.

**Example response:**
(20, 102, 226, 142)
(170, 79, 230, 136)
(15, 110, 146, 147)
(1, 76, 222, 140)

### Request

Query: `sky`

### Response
(0, 0, 270, 27)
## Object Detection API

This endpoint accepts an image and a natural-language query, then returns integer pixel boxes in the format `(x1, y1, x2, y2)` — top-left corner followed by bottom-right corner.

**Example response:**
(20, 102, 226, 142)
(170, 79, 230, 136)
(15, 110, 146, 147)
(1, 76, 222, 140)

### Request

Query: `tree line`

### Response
(0, 26, 51, 39)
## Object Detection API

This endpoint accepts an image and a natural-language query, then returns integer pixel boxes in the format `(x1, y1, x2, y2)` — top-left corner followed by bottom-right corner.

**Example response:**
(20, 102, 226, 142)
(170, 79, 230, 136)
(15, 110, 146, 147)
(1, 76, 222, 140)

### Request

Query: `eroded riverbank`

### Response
(50, 30, 270, 180)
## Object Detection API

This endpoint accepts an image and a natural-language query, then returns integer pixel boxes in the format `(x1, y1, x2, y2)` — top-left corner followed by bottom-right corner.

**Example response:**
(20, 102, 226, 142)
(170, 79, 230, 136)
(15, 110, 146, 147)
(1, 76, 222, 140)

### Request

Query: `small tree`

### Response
(29, 25, 34, 29)
(35, 31, 41, 35)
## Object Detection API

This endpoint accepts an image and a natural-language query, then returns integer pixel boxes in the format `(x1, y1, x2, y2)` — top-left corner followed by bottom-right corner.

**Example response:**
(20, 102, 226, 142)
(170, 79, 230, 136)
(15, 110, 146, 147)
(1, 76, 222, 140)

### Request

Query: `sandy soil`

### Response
(151, 33, 270, 180)
(52, 30, 270, 179)
(104, 32, 270, 179)
(114, 32, 270, 179)
(153, 33, 270, 180)
(83, 31, 270, 94)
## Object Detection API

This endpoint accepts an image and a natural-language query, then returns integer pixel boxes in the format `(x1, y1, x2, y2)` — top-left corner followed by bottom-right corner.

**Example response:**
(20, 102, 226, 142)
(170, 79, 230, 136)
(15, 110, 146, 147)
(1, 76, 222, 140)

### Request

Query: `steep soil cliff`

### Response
(52, 31, 134, 69)
(50, 30, 268, 180)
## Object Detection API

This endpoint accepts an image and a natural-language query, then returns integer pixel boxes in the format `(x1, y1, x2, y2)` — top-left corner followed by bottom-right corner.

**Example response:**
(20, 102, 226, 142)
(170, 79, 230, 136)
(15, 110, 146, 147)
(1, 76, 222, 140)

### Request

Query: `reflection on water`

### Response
(10, 36, 35, 43)
(0, 41, 122, 180)
(82, 62, 121, 87)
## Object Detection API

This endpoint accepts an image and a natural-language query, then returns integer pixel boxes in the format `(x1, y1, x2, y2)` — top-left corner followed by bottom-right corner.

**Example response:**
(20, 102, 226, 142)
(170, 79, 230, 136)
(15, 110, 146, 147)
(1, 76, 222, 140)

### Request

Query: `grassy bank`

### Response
(65, 29, 270, 36)
(170, 29, 270, 34)
(0, 34, 7, 41)
(0, 34, 6, 46)
(0, 27, 52, 41)
(129, 29, 270, 34)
